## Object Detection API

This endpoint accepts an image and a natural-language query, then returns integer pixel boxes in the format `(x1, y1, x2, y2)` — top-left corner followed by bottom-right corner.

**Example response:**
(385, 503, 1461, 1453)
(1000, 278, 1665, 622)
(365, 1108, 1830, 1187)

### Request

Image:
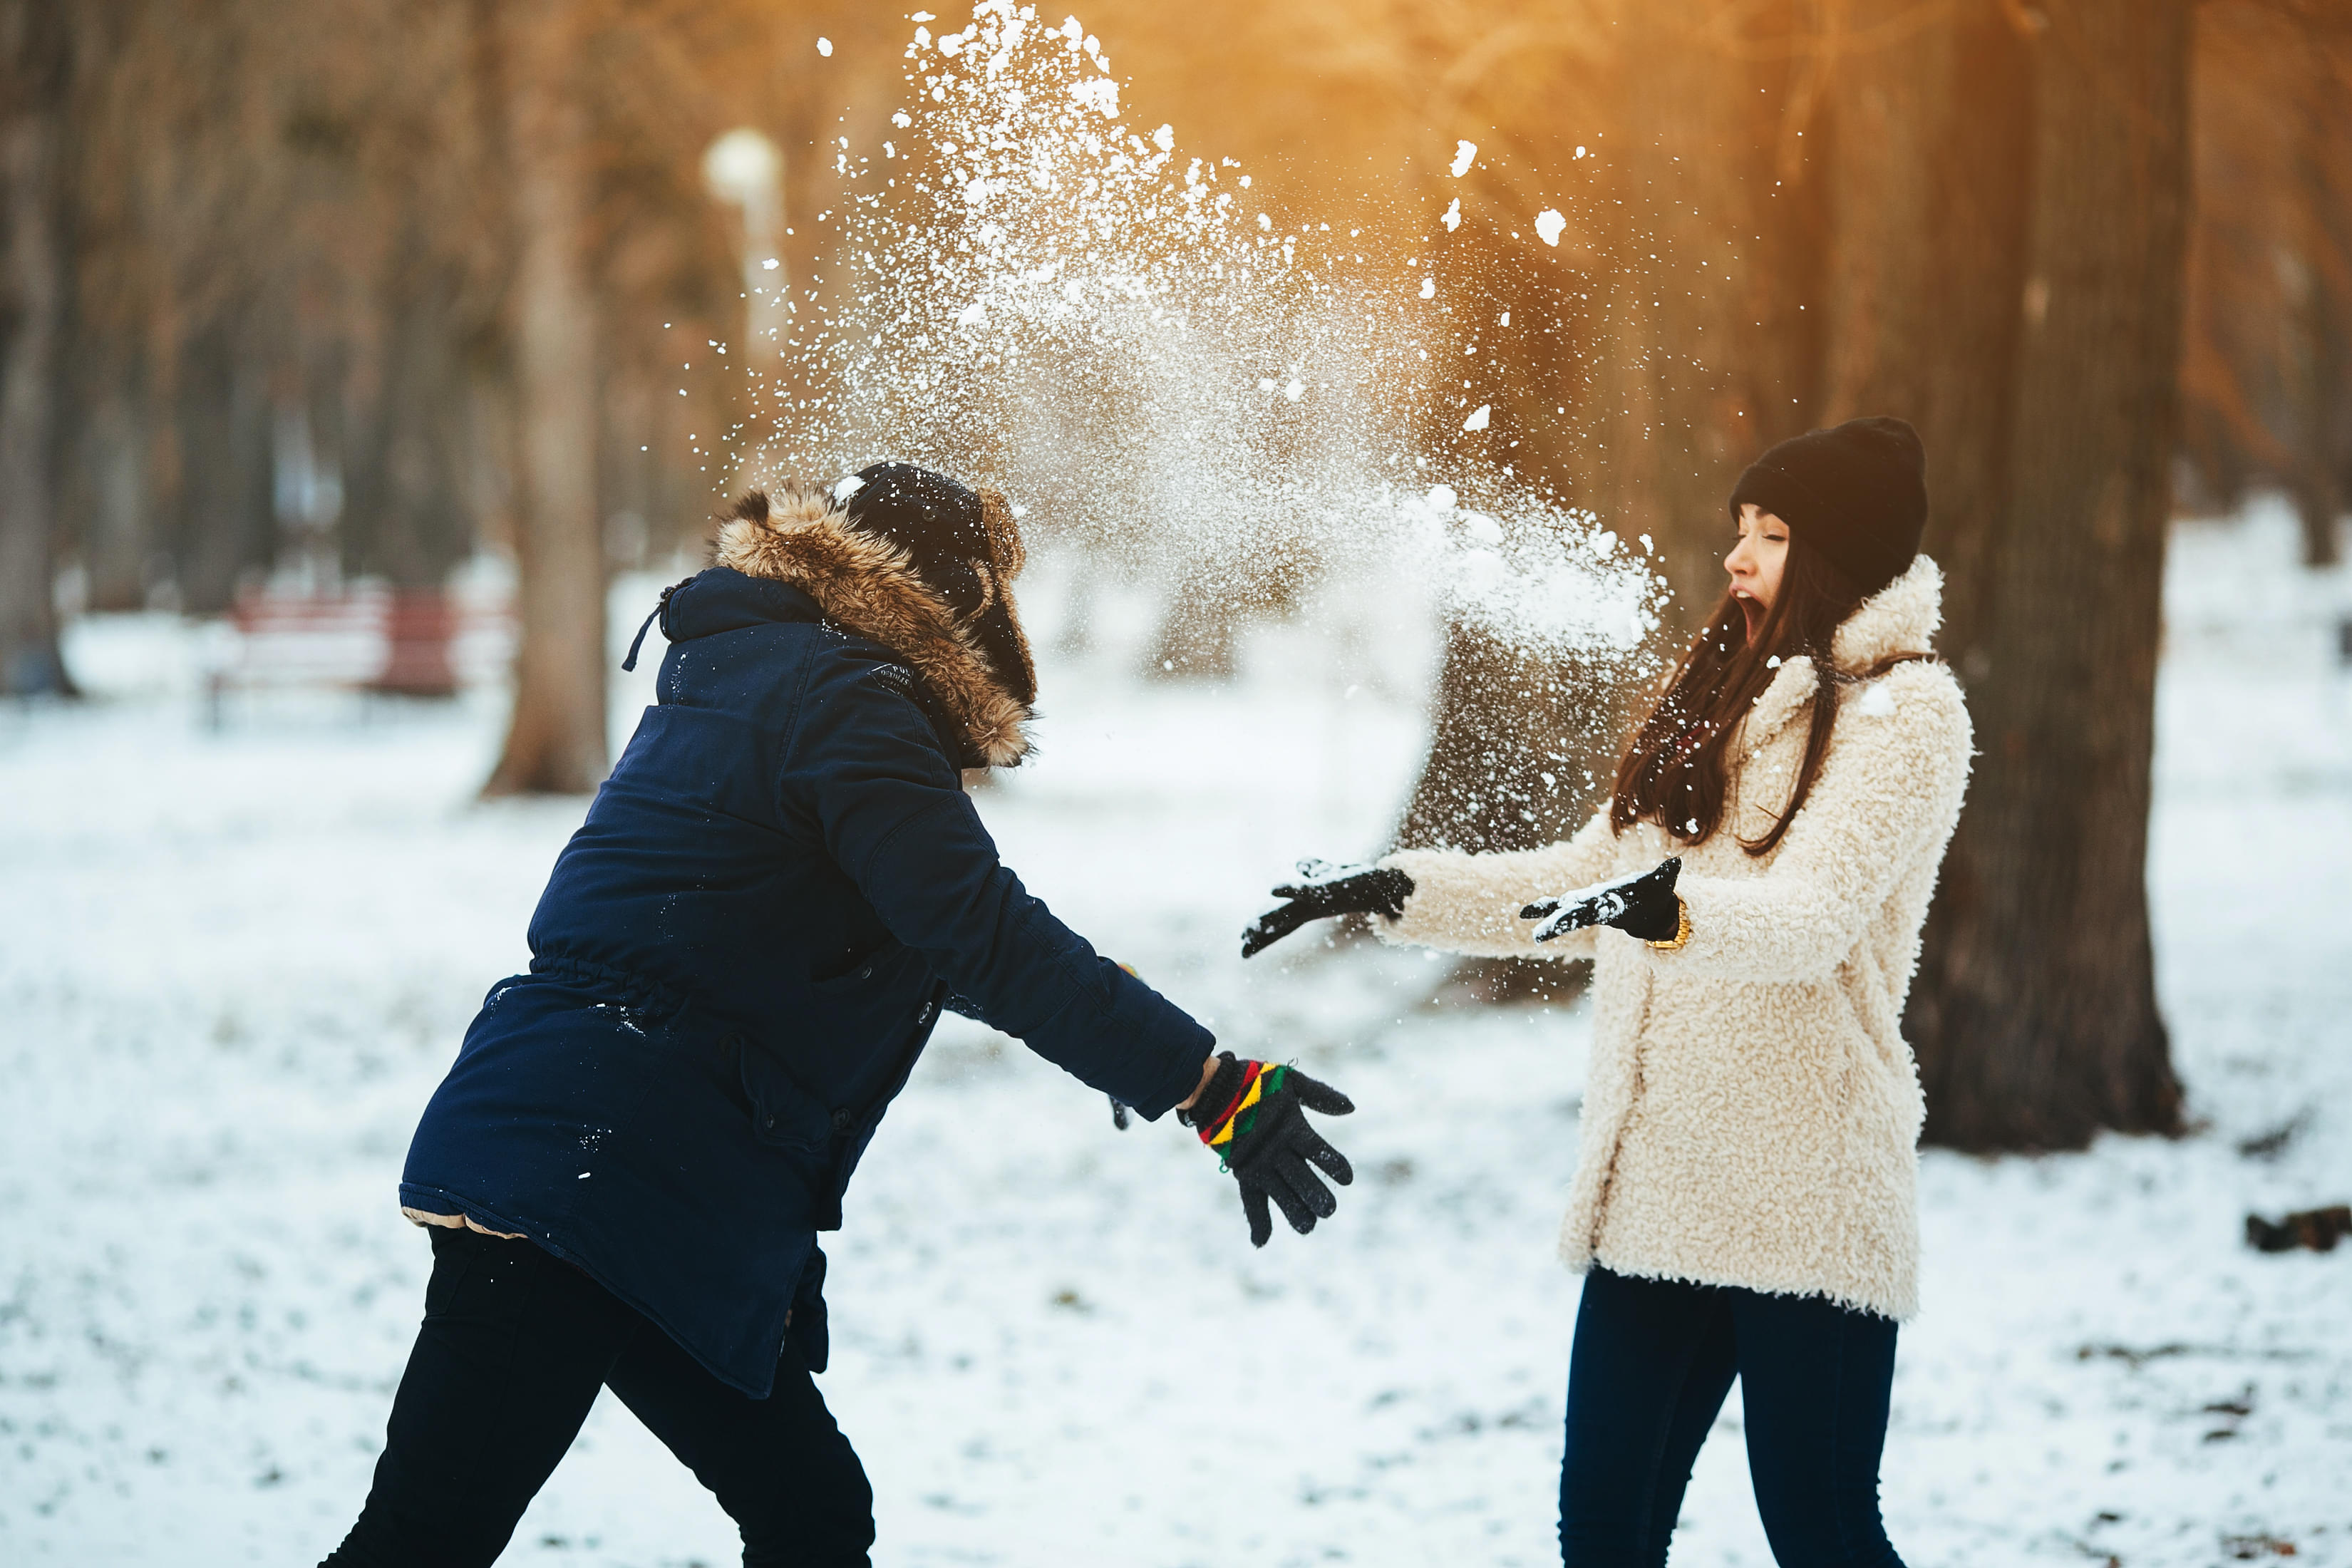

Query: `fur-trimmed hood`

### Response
(713, 483, 1035, 768)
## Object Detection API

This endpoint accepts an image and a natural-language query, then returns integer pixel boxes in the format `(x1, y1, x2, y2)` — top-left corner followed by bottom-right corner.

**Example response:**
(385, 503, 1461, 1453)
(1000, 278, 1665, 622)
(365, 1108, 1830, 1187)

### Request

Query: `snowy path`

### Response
(2, 507, 2348, 1566)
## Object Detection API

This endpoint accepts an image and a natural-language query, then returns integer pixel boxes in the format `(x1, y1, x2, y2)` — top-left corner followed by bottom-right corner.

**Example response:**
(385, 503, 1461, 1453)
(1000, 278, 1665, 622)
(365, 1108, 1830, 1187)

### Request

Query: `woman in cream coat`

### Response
(1247, 417, 1971, 1567)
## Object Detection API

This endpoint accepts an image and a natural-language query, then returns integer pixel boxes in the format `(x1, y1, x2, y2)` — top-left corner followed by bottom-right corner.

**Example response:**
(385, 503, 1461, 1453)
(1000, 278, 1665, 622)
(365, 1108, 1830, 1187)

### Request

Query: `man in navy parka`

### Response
(320, 465, 1357, 1567)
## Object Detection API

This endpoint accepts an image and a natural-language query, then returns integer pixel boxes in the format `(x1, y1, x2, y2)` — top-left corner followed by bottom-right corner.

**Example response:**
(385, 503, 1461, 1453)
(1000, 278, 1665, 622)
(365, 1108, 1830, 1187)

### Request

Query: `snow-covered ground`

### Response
(3, 502, 2348, 1567)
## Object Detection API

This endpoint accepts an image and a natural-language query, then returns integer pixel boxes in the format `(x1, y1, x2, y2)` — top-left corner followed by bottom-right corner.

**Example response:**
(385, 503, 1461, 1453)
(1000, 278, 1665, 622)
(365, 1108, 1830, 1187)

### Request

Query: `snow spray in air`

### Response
(738, 1, 1663, 662)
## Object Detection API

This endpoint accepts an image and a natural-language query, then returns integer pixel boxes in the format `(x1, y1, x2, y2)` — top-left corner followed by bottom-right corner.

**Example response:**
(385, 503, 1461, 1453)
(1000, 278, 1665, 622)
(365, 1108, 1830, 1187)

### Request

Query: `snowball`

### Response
(1463, 404, 1491, 431)
(1450, 140, 1477, 177)
(1535, 209, 1567, 247)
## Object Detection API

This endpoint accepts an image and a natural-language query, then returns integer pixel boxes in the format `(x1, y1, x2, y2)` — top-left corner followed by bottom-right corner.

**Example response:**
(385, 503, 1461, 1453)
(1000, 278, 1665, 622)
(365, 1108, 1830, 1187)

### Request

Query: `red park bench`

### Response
(202, 585, 503, 728)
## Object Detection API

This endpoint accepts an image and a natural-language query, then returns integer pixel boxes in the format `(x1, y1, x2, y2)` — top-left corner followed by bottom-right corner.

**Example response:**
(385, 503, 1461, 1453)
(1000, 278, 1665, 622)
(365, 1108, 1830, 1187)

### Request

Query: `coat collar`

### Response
(712, 484, 1034, 768)
(1738, 555, 1944, 755)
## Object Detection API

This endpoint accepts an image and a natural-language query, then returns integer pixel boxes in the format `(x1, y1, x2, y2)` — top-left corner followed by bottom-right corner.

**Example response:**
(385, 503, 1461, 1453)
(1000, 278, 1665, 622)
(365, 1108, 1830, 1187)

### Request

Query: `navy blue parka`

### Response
(400, 491, 1214, 1396)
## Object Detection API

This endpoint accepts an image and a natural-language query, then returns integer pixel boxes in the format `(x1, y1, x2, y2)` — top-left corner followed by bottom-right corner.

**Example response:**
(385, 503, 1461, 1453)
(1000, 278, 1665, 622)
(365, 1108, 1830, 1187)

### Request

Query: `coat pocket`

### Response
(810, 936, 914, 989)
(730, 1035, 845, 1155)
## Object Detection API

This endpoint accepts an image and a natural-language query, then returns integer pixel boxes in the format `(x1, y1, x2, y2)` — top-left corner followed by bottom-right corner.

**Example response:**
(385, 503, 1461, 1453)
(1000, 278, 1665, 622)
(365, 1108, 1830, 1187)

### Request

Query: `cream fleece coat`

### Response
(1379, 557, 1971, 1319)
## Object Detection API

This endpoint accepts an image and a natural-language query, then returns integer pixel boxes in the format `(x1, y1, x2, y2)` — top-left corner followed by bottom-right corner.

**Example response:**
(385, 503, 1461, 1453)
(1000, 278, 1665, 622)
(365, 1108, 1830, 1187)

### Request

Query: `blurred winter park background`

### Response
(4, 0, 2352, 1563)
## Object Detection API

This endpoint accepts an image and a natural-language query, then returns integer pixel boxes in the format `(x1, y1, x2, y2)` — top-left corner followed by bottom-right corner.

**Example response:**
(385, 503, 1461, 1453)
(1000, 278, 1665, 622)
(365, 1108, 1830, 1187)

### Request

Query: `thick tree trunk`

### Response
(1574, 0, 1825, 618)
(1391, 1, 1816, 1001)
(0, 0, 73, 695)
(1907, 0, 2193, 1150)
(484, 0, 606, 796)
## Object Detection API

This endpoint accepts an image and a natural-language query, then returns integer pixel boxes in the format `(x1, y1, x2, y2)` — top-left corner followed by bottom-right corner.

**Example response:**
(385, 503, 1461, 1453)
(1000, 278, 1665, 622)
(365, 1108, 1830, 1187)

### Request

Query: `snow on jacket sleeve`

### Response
(1665, 666, 1971, 983)
(1372, 808, 1624, 959)
(783, 655, 1213, 1119)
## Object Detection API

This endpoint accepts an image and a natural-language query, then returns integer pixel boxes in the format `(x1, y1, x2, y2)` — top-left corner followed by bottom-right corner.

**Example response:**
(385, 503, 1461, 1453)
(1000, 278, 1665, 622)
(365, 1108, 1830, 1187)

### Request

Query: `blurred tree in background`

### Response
(1, 0, 2346, 1148)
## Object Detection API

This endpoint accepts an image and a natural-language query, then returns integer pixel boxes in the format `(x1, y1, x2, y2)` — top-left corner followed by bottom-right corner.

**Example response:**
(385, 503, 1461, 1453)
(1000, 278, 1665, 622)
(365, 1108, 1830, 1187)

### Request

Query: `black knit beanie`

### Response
(1726, 416, 1927, 599)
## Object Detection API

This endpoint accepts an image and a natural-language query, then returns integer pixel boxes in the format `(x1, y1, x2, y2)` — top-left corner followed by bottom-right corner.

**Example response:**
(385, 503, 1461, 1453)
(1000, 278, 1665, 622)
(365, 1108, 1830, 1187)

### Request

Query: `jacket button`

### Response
(764, 1114, 777, 1130)
(830, 1108, 855, 1135)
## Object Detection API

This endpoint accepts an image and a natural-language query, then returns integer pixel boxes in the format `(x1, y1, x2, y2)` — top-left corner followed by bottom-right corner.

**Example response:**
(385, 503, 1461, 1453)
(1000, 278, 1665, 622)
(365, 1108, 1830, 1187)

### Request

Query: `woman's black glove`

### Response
(1240, 860, 1414, 958)
(1179, 1052, 1355, 1247)
(1521, 857, 1684, 944)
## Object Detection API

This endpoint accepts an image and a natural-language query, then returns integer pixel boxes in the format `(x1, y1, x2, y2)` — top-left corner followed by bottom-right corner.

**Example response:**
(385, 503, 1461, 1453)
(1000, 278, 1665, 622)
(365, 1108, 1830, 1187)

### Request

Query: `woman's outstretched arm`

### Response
(1372, 808, 1624, 960)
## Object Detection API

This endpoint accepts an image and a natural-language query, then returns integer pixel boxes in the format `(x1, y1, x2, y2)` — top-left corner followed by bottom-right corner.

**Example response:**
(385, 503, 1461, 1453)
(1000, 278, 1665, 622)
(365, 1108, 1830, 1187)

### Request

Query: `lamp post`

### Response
(702, 127, 785, 360)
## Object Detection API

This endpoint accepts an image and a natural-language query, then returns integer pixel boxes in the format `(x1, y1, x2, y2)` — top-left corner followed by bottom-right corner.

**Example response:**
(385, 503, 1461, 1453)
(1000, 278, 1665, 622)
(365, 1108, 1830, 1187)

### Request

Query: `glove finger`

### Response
(1519, 897, 1561, 921)
(1240, 901, 1314, 959)
(1239, 1178, 1274, 1249)
(1284, 1069, 1355, 1118)
(1265, 1162, 1324, 1235)
(1299, 1127, 1354, 1187)
(1279, 1150, 1340, 1220)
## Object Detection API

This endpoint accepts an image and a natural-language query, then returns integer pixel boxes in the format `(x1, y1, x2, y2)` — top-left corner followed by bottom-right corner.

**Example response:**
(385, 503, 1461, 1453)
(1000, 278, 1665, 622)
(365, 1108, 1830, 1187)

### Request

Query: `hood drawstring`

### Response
(621, 578, 694, 673)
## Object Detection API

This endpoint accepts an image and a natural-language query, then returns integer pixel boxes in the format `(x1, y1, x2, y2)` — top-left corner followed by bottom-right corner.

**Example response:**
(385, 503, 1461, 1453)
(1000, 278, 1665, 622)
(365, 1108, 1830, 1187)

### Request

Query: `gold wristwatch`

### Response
(1646, 897, 1692, 952)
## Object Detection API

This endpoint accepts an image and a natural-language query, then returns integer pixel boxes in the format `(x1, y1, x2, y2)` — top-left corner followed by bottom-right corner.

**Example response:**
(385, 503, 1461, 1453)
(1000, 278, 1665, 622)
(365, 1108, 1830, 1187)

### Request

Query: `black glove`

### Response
(1179, 1052, 1355, 1246)
(1521, 856, 1684, 944)
(1240, 860, 1414, 958)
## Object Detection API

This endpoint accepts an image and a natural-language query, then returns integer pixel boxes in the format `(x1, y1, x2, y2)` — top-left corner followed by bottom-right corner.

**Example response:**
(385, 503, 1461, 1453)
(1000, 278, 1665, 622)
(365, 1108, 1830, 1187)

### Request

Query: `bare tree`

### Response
(1905, 0, 2195, 1148)
(484, 0, 607, 796)
(0, 0, 73, 695)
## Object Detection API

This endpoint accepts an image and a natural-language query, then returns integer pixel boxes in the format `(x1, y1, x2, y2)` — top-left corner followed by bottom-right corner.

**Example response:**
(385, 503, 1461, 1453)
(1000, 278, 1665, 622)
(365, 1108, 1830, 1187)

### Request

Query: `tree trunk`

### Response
(484, 0, 606, 796)
(0, 0, 73, 695)
(2284, 48, 2344, 569)
(1391, 0, 1817, 1001)
(1906, 0, 2193, 1150)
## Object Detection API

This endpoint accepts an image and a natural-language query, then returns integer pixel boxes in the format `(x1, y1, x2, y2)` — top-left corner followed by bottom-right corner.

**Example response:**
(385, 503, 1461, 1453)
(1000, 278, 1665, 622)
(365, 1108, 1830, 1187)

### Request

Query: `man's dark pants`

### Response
(321, 1226, 873, 1567)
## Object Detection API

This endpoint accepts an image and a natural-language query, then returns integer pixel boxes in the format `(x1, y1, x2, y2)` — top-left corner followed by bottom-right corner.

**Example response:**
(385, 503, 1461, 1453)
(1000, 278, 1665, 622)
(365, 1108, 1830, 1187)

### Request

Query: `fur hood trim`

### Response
(1739, 554, 1944, 758)
(713, 484, 1033, 768)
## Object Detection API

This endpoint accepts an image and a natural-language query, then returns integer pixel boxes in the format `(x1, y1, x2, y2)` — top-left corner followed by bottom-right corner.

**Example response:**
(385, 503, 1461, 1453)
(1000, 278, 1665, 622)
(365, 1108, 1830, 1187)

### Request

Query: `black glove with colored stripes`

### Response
(1179, 1052, 1356, 1247)
(1241, 860, 1415, 958)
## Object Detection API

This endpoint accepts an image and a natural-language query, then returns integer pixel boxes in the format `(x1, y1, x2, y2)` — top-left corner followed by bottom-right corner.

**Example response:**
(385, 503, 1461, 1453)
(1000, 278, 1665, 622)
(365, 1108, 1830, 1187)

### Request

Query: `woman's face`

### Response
(1726, 503, 1790, 639)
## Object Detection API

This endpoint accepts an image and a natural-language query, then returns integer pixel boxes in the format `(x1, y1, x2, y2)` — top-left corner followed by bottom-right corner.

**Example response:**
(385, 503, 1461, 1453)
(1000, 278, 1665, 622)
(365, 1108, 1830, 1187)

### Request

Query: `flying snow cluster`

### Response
(741, 1, 1656, 659)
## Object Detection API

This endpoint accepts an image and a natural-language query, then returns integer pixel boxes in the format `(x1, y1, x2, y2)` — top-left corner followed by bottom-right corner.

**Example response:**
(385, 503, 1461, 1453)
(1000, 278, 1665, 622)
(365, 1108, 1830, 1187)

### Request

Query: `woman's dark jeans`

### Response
(1559, 1266, 1906, 1567)
(320, 1227, 874, 1567)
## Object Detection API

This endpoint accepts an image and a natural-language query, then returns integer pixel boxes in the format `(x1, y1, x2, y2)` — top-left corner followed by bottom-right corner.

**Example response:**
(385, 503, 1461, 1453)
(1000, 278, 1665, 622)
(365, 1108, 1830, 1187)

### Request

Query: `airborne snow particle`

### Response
(762, 258, 779, 270)
(1574, 145, 1588, 159)
(817, 36, 832, 56)
(1284, 378, 1305, 401)
(1450, 140, 1477, 177)
(1463, 405, 1491, 431)
(1535, 209, 1567, 247)
(1418, 277, 1435, 299)
(1441, 198, 1461, 232)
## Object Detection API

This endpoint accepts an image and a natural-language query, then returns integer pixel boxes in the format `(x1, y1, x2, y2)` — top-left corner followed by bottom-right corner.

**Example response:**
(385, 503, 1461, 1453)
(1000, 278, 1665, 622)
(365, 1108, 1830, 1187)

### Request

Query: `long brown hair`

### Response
(1609, 530, 1867, 857)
